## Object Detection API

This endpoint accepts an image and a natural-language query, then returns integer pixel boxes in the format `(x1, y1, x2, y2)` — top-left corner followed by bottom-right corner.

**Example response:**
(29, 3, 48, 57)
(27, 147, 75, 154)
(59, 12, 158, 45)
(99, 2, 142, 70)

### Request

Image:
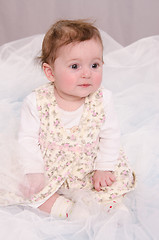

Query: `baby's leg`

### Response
(38, 193, 74, 218)
(38, 192, 59, 213)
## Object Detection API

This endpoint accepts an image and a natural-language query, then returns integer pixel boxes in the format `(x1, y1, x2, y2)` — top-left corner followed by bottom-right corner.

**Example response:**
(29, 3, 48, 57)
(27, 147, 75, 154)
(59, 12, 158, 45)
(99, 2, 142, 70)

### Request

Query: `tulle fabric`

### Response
(0, 31, 159, 239)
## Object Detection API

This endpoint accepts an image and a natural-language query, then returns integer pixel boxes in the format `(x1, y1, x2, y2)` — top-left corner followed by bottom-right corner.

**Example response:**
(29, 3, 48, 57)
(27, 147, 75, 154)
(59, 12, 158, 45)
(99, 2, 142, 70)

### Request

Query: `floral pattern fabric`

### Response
(29, 83, 135, 205)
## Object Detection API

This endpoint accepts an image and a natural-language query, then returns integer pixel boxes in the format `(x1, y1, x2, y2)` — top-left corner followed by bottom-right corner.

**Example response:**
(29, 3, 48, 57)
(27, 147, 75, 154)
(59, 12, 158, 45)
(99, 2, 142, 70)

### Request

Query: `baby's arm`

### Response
(93, 89, 120, 191)
(18, 93, 45, 199)
(93, 170, 116, 191)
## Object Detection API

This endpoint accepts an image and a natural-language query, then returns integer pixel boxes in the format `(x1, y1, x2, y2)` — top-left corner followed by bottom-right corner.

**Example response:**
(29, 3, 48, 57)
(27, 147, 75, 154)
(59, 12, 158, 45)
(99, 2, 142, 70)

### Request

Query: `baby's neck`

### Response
(54, 88, 85, 112)
(57, 98, 85, 111)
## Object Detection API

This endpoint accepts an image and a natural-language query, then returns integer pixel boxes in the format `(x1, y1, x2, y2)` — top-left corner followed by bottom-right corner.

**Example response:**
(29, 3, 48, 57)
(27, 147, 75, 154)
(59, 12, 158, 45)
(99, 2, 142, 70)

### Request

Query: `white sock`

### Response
(50, 196, 74, 219)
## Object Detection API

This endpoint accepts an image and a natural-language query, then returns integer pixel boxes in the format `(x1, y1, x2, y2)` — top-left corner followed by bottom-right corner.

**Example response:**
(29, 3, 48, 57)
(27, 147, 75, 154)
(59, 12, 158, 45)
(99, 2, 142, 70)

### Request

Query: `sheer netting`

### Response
(0, 31, 159, 239)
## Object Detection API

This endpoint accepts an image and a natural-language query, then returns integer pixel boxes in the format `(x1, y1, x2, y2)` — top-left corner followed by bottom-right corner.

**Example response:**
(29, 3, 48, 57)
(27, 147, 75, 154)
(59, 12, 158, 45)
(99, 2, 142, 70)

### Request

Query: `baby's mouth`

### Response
(78, 84, 91, 87)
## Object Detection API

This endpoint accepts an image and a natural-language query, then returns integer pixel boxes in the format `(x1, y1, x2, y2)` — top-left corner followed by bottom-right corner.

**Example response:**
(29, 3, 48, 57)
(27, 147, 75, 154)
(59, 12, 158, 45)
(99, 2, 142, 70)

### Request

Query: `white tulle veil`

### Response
(0, 30, 159, 239)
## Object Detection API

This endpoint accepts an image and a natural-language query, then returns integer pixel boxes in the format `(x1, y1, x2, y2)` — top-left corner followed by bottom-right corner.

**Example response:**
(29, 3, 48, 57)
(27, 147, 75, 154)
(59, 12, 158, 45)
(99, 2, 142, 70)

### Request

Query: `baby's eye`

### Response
(91, 63, 99, 69)
(70, 64, 78, 69)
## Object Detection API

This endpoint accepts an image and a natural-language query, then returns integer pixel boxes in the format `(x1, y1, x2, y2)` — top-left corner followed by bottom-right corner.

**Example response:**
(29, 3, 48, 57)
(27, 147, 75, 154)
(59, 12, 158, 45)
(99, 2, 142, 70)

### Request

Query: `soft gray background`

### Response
(0, 0, 159, 46)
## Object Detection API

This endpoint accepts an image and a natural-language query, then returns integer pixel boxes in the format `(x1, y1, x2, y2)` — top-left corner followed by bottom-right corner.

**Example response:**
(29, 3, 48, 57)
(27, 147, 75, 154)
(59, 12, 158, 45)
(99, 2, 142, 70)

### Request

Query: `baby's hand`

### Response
(93, 170, 116, 191)
(20, 173, 45, 199)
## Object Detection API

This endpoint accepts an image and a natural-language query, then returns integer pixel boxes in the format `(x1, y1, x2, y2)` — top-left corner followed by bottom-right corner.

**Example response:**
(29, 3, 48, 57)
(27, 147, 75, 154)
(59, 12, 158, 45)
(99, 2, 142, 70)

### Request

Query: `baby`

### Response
(18, 19, 135, 218)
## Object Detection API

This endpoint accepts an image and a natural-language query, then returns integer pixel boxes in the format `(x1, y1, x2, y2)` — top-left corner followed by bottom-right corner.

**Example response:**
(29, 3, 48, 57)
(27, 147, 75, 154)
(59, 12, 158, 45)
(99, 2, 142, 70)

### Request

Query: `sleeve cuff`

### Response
(94, 161, 116, 171)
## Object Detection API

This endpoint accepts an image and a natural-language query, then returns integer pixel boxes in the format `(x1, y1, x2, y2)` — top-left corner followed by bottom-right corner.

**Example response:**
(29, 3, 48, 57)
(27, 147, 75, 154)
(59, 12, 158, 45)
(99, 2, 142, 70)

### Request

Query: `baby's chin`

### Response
(77, 86, 100, 97)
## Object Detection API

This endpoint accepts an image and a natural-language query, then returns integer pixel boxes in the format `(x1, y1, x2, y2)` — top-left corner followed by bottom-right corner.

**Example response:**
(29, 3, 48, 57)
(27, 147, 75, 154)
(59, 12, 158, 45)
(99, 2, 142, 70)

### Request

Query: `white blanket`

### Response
(0, 31, 158, 240)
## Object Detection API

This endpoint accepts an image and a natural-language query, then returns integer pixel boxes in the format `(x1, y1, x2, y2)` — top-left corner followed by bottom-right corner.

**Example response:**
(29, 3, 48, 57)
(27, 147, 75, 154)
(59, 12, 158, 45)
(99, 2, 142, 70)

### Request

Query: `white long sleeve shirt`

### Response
(18, 88, 120, 174)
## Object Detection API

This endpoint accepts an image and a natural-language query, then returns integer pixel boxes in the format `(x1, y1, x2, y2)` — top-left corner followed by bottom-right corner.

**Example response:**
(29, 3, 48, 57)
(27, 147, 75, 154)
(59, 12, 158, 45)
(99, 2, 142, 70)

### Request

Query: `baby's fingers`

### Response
(105, 174, 116, 186)
(100, 179, 107, 188)
(93, 180, 101, 191)
(105, 177, 113, 186)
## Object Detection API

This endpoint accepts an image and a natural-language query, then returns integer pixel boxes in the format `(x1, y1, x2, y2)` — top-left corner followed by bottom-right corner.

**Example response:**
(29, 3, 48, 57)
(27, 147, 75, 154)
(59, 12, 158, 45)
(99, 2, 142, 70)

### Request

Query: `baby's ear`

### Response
(43, 63, 54, 82)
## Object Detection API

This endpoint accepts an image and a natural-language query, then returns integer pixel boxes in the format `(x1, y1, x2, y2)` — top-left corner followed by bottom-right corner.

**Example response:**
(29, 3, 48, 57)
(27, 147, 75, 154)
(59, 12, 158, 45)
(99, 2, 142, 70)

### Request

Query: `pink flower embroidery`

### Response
(57, 176, 62, 181)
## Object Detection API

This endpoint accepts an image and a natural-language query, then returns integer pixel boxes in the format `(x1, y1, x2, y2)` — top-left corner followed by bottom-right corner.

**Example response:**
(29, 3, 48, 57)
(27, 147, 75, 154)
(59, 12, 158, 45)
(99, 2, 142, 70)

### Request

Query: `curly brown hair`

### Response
(39, 19, 103, 67)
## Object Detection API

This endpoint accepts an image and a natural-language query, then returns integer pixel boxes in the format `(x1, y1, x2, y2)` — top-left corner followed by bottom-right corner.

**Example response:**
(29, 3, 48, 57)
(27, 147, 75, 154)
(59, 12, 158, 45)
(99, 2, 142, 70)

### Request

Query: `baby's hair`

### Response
(39, 19, 103, 67)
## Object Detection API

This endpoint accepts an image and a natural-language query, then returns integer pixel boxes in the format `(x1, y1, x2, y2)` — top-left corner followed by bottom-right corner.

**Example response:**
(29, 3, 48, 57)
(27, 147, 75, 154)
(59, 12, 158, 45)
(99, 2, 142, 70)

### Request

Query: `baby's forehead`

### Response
(56, 39, 103, 58)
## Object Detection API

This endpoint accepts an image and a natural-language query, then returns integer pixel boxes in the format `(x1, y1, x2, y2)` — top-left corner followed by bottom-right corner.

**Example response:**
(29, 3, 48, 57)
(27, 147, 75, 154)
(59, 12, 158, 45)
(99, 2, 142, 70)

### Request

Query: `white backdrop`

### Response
(0, 0, 159, 46)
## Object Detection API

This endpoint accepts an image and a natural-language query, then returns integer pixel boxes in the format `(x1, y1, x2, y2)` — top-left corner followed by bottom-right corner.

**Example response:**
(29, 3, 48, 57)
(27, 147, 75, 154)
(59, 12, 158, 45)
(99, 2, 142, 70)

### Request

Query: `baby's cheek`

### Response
(94, 73, 102, 86)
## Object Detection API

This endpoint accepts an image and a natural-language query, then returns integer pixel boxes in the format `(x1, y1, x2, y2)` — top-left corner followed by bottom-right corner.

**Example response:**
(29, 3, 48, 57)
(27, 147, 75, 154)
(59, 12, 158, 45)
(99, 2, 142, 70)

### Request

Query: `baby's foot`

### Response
(51, 195, 74, 219)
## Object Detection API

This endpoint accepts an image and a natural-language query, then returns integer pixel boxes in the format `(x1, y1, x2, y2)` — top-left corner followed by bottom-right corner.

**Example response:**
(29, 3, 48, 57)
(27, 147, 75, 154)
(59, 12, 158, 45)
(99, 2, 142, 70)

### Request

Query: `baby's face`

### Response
(51, 38, 103, 102)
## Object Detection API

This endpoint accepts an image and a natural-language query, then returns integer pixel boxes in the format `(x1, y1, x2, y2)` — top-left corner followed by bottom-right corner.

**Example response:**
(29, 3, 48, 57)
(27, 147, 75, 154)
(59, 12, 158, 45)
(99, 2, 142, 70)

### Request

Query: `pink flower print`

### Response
(72, 146, 80, 152)
(99, 91, 103, 97)
(111, 194, 116, 199)
(80, 169, 84, 173)
(66, 161, 71, 166)
(42, 90, 49, 97)
(86, 143, 91, 148)
(123, 171, 128, 175)
(44, 89, 49, 93)
(64, 171, 70, 177)
(57, 176, 62, 181)
(71, 135, 76, 141)
(101, 116, 106, 123)
(64, 143, 69, 148)
(54, 120, 59, 126)
(81, 181, 86, 187)
(96, 91, 102, 99)
(92, 111, 97, 117)
(57, 155, 62, 161)
(85, 149, 91, 155)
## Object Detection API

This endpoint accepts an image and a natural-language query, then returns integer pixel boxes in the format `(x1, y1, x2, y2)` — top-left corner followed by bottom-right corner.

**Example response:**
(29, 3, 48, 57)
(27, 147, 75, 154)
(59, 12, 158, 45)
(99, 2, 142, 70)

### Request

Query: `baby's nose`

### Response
(82, 67, 91, 78)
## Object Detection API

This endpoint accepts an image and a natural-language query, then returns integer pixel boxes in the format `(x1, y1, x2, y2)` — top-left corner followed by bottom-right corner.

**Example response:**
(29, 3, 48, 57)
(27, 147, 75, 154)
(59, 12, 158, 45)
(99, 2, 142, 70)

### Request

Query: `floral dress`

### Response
(30, 83, 135, 206)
